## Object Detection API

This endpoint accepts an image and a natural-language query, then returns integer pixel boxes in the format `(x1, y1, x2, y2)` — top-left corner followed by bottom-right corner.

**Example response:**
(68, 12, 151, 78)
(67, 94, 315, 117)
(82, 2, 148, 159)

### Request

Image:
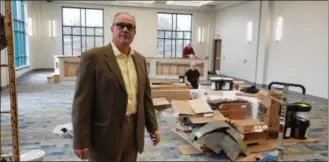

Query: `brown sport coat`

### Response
(71, 43, 158, 159)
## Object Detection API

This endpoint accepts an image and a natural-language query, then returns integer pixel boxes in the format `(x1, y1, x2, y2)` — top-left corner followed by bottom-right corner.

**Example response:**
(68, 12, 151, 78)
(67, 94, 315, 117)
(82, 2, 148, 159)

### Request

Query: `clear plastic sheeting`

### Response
(156, 107, 178, 128)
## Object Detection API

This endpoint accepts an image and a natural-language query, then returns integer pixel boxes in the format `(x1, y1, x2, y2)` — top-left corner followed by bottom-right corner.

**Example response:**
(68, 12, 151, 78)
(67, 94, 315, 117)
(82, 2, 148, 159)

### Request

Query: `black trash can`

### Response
(283, 102, 312, 139)
(293, 117, 310, 139)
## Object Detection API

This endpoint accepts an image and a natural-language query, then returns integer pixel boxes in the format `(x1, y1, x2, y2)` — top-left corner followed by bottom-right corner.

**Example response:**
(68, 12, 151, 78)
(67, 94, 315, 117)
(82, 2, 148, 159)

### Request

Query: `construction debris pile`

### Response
(151, 80, 316, 161)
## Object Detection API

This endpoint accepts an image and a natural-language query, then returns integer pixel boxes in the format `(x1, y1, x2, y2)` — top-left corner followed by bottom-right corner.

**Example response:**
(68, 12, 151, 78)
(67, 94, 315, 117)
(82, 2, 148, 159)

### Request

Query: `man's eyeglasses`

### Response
(114, 22, 135, 31)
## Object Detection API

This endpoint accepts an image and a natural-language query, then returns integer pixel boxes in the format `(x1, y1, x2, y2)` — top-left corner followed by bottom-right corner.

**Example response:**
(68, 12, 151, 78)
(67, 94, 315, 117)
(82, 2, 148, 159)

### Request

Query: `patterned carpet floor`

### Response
(0, 71, 328, 161)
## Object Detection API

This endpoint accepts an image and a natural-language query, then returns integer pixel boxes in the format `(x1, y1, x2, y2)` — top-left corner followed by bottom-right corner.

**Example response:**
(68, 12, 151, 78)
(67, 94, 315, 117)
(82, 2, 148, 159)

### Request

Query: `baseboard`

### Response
(209, 74, 328, 104)
(32, 68, 54, 72)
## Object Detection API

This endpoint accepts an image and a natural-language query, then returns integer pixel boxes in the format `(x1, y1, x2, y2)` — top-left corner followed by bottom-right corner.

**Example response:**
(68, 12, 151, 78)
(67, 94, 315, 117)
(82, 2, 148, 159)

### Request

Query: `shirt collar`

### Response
(111, 41, 134, 56)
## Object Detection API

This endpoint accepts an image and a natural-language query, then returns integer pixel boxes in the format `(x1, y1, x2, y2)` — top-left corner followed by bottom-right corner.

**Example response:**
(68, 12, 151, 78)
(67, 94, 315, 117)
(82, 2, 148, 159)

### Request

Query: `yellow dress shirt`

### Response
(111, 42, 138, 115)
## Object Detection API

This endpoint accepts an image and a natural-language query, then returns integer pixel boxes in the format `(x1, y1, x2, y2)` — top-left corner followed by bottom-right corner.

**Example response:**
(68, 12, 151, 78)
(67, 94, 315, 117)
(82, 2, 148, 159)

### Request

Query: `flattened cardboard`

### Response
(247, 137, 318, 153)
(188, 98, 213, 114)
(151, 89, 190, 101)
(236, 153, 263, 161)
(233, 118, 268, 134)
(178, 145, 202, 155)
(225, 127, 250, 156)
(172, 100, 225, 124)
(190, 120, 230, 140)
(152, 97, 171, 111)
(197, 132, 226, 154)
(171, 100, 195, 115)
(153, 97, 170, 106)
(172, 129, 203, 152)
(151, 83, 189, 90)
(188, 111, 226, 124)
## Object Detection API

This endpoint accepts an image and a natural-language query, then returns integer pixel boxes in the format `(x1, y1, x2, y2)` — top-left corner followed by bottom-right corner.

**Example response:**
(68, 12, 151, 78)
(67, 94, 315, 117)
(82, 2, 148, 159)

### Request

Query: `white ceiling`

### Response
(58, 1, 227, 11)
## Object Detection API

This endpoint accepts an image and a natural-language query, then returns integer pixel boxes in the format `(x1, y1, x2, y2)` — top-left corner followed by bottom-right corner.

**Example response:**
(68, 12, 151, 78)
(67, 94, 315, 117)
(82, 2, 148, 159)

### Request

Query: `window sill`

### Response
(15, 65, 30, 71)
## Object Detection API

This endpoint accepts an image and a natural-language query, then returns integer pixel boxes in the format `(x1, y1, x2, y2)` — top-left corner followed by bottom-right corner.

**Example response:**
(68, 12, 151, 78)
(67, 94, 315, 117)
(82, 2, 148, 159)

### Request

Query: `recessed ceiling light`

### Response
(166, 1, 212, 7)
(125, 1, 155, 4)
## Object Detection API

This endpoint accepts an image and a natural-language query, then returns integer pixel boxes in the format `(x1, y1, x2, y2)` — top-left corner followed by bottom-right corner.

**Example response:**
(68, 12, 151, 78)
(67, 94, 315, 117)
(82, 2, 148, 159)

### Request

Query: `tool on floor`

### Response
(268, 82, 306, 161)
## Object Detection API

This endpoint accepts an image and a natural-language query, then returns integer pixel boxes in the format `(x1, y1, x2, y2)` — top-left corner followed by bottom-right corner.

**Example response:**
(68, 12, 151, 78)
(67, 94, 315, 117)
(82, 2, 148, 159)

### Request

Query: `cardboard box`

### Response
(171, 100, 225, 124)
(233, 81, 249, 90)
(218, 102, 248, 120)
(257, 90, 282, 133)
(232, 118, 269, 144)
(233, 118, 268, 134)
(151, 83, 189, 90)
(152, 97, 171, 111)
(151, 89, 190, 102)
(243, 131, 269, 144)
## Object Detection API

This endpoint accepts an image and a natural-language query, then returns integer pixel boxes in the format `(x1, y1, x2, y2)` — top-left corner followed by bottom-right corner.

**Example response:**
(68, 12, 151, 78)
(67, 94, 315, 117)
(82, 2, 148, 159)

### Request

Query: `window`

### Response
(12, 0, 28, 68)
(61, 7, 104, 56)
(157, 13, 192, 58)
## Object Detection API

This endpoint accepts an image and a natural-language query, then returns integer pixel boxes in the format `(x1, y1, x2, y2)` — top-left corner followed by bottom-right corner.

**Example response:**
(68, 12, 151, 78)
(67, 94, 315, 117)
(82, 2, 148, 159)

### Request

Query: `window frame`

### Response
(157, 12, 193, 58)
(12, 0, 28, 69)
(61, 6, 104, 56)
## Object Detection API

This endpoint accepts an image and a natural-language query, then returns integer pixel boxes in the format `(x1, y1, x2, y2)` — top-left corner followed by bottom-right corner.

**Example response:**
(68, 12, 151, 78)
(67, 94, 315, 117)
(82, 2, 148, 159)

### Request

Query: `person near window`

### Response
(183, 43, 197, 59)
(185, 62, 200, 89)
(72, 12, 159, 162)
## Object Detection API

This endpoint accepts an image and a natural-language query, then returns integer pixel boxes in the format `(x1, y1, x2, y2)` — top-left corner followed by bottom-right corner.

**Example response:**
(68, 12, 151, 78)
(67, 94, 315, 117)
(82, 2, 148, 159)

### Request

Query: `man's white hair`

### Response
(190, 62, 197, 66)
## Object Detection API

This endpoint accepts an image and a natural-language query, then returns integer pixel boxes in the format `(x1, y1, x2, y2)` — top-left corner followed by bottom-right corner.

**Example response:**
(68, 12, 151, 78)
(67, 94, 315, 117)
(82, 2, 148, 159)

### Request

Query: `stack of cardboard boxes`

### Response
(150, 82, 292, 160)
(171, 99, 226, 132)
(151, 83, 190, 102)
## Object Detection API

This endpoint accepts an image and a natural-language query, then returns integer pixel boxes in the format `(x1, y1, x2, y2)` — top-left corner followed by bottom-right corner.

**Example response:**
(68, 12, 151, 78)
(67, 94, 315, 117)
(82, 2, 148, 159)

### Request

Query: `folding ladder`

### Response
(0, 1, 21, 161)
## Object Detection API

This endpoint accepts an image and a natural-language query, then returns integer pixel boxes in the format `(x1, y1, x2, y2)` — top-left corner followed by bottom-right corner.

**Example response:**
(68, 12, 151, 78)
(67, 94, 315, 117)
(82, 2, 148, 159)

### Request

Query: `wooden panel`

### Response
(155, 62, 205, 76)
(178, 64, 186, 75)
(215, 40, 222, 70)
(64, 61, 79, 77)
(169, 64, 177, 75)
(156, 62, 161, 75)
(162, 63, 169, 75)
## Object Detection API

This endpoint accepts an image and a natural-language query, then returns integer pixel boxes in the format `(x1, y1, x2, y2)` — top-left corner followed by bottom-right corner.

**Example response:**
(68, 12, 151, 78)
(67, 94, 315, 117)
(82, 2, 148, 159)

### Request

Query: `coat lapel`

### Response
(104, 44, 126, 92)
(132, 54, 142, 101)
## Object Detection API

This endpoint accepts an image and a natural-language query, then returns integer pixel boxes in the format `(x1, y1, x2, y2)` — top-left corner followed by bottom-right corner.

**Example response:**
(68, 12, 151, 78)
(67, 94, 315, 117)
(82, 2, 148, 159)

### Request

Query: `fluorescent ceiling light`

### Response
(125, 1, 155, 3)
(166, 1, 212, 7)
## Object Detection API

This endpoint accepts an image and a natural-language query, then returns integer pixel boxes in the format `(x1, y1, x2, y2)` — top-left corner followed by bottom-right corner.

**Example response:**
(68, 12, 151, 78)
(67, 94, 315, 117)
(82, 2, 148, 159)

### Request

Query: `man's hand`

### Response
(74, 148, 89, 160)
(149, 131, 160, 145)
(186, 82, 192, 88)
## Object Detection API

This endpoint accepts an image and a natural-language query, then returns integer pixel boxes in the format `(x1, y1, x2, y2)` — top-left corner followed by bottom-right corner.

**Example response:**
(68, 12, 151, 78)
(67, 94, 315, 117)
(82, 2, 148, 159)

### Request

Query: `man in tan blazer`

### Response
(71, 12, 160, 162)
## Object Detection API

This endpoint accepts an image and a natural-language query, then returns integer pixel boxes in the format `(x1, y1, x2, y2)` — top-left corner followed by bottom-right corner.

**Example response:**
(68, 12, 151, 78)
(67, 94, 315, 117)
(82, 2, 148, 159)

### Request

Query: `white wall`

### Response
(266, 1, 328, 98)
(215, 1, 328, 98)
(34, 1, 215, 69)
(215, 1, 261, 82)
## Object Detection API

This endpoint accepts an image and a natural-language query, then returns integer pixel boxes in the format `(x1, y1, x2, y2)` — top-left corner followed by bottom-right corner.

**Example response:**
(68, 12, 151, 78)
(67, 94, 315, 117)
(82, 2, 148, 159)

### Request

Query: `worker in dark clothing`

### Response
(185, 62, 200, 89)
(182, 44, 197, 59)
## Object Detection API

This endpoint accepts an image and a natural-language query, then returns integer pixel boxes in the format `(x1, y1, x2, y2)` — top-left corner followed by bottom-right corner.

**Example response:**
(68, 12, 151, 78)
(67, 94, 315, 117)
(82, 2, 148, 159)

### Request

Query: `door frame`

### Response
(212, 39, 222, 74)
